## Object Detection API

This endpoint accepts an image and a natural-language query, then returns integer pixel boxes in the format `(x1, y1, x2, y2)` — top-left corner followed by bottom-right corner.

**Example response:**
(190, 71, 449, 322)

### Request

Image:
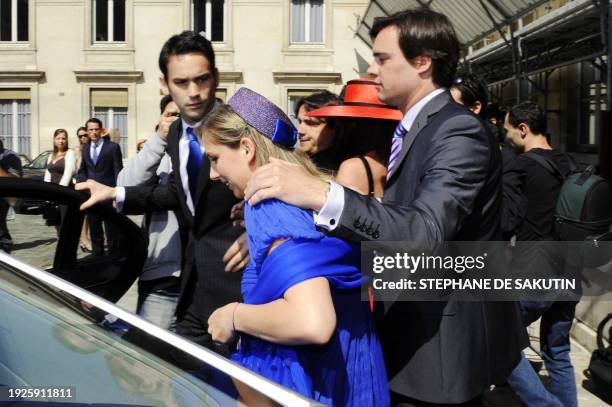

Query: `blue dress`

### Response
(231, 199, 389, 406)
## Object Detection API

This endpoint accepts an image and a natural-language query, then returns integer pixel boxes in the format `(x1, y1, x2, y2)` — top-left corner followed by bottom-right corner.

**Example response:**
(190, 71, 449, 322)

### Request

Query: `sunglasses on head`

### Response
(452, 77, 481, 104)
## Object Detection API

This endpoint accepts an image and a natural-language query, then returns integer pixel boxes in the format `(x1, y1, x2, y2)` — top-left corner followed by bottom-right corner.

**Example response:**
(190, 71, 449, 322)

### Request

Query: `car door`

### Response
(0, 177, 146, 302)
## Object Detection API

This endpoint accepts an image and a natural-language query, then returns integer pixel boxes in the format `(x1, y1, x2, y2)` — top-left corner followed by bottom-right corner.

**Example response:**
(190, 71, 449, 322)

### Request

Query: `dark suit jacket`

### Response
(77, 139, 123, 187)
(121, 120, 242, 322)
(332, 91, 526, 403)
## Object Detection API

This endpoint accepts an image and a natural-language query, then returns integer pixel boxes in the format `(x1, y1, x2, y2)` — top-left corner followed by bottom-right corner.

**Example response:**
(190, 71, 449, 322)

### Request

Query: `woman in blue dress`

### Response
(204, 88, 388, 407)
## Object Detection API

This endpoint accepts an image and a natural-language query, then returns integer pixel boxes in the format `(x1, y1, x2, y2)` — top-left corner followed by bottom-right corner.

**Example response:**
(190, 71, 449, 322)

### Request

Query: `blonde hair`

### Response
(203, 105, 326, 179)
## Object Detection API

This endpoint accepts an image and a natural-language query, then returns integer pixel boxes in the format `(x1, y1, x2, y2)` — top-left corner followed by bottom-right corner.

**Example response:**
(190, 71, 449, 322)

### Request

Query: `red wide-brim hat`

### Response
(307, 78, 403, 121)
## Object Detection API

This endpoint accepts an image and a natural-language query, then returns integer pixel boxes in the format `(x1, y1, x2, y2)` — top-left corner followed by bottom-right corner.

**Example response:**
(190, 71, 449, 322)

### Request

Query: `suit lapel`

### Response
(94, 140, 109, 168)
(388, 91, 452, 182)
(167, 122, 194, 224)
(85, 143, 93, 166)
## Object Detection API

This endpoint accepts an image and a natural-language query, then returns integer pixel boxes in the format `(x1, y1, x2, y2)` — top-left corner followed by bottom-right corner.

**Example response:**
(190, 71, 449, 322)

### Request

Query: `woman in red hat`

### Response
(307, 78, 402, 198)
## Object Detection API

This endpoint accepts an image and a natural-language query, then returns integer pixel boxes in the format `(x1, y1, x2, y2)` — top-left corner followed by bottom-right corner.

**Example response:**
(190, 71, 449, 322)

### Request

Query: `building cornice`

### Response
(219, 71, 243, 82)
(0, 71, 45, 82)
(74, 70, 144, 83)
(272, 71, 342, 84)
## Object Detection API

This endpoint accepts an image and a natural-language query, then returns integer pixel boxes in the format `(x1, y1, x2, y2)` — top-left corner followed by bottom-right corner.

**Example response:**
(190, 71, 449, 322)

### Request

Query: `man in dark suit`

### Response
(244, 9, 526, 406)
(77, 31, 245, 356)
(77, 117, 123, 256)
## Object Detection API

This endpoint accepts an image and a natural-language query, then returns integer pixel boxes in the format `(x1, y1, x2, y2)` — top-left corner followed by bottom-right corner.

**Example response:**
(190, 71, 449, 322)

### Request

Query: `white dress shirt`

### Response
(315, 88, 447, 231)
(90, 138, 104, 164)
(179, 118, 205, 215)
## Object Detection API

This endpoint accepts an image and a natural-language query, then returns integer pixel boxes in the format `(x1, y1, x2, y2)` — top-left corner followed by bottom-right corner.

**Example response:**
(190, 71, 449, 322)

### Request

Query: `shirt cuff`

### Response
(314, 180, 344, 231)
(115, 187, 125, 213)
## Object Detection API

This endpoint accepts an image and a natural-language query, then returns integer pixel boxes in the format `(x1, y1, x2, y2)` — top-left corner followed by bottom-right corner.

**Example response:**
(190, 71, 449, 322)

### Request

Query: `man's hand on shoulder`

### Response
(244, 158, 328, 212)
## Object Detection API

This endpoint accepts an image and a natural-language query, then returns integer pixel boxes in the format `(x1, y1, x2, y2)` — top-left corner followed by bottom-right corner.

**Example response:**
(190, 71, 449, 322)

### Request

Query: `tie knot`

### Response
(186, 127, 198, 142)
(394, 123, 407, 139)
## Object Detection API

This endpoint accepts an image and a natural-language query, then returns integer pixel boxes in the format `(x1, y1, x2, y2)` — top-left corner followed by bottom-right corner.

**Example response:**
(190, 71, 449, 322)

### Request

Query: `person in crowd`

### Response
(116, 95, 182, 330)
(306, 78, 401, 197)
(451, 74, 516, 166)
(502, 101, 577, 407)
(0, 139, 22, 253)
(74, 126, 92, 253)
(77, 117, 123, 256)
(205, 87, 388, 406)
(43, 128, 77, 236)
(487, 102, 505, 143)
(450, 73, 488, 117)
(295, 90, 340, 171)
(242, 8, 526, 406)
(77, 31, 248, 357)
(74, 126, 88, 171)
(136, 139, 147, 153)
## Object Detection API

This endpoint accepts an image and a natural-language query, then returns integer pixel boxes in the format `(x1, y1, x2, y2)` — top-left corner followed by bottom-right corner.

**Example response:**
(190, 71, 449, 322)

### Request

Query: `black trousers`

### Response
(89, 211, 117, 256)
(391, 392, 483, 407)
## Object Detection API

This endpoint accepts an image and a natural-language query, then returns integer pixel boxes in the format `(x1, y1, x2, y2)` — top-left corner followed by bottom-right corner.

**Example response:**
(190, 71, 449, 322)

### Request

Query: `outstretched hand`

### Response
(244, 157, 328, 211)
(75, 180, 118, 210)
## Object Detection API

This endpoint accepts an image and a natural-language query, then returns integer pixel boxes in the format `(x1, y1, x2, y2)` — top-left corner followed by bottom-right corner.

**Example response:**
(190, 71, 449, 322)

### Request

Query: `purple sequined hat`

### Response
(228, 88, 298, 149)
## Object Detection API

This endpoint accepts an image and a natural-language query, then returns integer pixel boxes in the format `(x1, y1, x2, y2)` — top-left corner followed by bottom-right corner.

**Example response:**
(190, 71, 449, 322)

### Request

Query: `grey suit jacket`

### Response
(332, 91, 526, 403)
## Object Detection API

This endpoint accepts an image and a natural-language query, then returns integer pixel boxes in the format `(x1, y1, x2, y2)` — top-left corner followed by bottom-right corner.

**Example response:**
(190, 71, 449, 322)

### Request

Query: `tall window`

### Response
(90, 89, 128, 157)
(0, 89, 31, 156)
(192, 0, 224, 42)
(0, 0, 28, 42)
(291, 0, 324, 43)
(92, 0, 125, 42)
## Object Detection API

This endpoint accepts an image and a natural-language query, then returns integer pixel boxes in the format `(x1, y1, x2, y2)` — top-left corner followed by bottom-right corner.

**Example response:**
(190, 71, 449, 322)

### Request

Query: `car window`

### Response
(28, 152, 50, 169)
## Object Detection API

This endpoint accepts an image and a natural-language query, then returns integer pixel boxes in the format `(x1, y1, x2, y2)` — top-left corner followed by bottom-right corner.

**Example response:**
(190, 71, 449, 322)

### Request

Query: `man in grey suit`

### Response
(245, 9, 525, 407)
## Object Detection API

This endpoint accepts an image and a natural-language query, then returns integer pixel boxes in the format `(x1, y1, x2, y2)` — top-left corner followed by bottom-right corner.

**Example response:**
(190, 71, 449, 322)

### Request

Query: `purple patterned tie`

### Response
(387, 123, 407, 179)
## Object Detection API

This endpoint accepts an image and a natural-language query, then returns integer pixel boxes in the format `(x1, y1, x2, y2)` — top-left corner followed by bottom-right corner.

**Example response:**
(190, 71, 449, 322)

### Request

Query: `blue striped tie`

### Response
(387, 123, 407, 179)
(186, 127, 203, 200)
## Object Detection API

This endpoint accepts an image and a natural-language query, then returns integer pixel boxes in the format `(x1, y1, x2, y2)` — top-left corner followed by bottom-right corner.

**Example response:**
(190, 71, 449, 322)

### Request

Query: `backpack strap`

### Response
(522, 151, 566, 182)
(575, 165, 596, 186)
(597, 313, 612, 352)
(358, 156, 375, 197)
